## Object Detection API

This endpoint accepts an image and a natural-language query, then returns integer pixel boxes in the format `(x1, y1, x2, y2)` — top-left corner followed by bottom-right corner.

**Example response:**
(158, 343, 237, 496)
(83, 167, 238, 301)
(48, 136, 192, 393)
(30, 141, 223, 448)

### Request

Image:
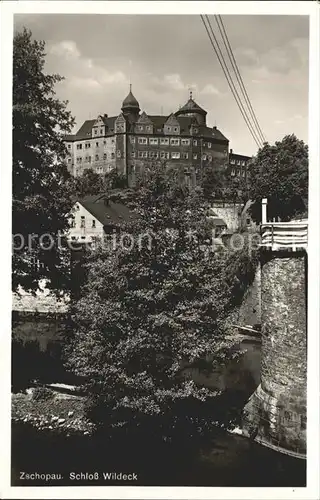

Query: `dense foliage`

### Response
(71, 168, 128, 199)
(248, 134, 308, 222)
(13, 28, 75, 293)
(66, 166, 258, 442)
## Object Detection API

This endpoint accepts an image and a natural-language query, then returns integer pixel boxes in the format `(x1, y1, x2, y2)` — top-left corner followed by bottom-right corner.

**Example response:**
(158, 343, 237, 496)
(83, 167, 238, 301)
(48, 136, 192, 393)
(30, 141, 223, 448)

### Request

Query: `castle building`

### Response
(63, 87, 246, 188)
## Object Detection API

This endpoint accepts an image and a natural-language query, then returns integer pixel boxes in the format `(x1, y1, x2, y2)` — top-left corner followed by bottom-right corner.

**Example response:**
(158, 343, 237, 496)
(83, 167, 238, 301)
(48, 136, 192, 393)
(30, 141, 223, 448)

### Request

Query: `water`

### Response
(11, 338, 306, 487)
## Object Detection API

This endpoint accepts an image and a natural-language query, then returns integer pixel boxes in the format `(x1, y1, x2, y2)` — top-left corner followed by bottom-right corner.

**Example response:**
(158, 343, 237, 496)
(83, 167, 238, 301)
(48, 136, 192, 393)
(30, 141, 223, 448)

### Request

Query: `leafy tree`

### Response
(104, 168, 128, 190)
(200, 159, 228, 201)
(73, 168, 105, 198)
(248, 134, 308, 222)
(66, 165, 258, 445)
(13, 28, 75, 293)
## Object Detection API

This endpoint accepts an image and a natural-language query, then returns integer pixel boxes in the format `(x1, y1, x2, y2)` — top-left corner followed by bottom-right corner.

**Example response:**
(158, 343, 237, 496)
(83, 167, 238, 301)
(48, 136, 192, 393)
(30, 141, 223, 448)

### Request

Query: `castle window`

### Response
(100, 129, 103, 135)
(170, 138, 180, 146)
(208, 143, 212, 149)
(149, 138, 158, 145)
(242, 171, 245, 177)
(131, 152, 136, 158)
(138, 137, 148, 145)
(111, 153, 115, 159)
(71, 220, 76, 228)
(103, 153, 107, 160)
(80, 216, 85, 228)
(117, 150, 121, 158)
(95, 154, 99, 161)
(143, 151, 148, 158)
(67, 144, 71, 149)
(171, 152, 180, 159)
(160, 138, 169, 145)
(160, 151, 169, 159)
(88, 156, 91, 163)
(182, 152, 189, 159)
(230, 159, 235, 164)
(85, 142, 90, 149)
(193, 153, 198, 160)
(96, 142, 99, 147)
(193, 140, 198, 146)
(202, 154, 207, 161)
(242, 160, 246, 166)
(149, 151, 159, 159)
(94, 129, 98, 135)
(174, 127, 178, 132)
(130, 136, 136, 144)
(96, 166, 103, 173)
(103, 140, 106, 145)
(181, 139, 190, 146)
(231, 169, 235, 176)
(146, 126, 152, 132)
(76, 144, 82, 150)
(138, 125, 143, 131)
(67, 158, 71, 163)
(138, 151, 143, 158)
(208, 155, 212, 161)
(167, 126, 171, 132)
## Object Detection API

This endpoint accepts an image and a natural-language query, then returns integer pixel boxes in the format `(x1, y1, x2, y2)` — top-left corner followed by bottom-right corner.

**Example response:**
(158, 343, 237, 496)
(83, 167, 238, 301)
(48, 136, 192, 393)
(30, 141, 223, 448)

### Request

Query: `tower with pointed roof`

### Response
(121, 84, 140, 123)
(175, 91, 207, 126)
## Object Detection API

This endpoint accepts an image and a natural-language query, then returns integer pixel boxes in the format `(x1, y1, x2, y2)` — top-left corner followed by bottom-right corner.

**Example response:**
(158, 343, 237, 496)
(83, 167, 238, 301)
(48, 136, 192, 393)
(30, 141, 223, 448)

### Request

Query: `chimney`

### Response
(230, 148, 233, 154)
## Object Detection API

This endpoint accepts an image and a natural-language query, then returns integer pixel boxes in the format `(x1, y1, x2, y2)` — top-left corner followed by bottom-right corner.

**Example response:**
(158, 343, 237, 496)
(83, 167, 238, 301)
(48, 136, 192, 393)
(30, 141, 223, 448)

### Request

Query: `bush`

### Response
(32, 386, 55, 401)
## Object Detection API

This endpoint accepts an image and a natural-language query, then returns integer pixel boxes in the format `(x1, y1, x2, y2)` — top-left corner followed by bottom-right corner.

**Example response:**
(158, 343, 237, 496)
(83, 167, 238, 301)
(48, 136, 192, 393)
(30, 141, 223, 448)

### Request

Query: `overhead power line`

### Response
(200, 14, 263, 149)
(214, 14, 266, 144)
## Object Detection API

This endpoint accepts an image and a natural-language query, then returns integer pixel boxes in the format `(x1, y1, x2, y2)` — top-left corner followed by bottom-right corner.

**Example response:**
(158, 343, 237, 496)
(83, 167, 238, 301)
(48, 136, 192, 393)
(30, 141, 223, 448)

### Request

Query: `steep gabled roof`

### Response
(71, 116, 118, 140)
(148, 115, 168, 130)
(200, 126, 228, 142)
(137, 111, 153, 124)
(74, 120, 96, 140)
(79, 194, 135, 227)
(176, 96, 207, 116)
(165, 113, 180, 126)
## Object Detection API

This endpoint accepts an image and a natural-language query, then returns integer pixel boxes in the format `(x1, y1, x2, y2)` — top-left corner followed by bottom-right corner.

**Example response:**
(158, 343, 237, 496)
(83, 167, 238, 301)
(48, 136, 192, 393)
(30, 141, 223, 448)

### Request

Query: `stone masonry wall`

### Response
(237, 263, 261, 327)
(211, 203, 242, 231)
(243, 251, 307, 457)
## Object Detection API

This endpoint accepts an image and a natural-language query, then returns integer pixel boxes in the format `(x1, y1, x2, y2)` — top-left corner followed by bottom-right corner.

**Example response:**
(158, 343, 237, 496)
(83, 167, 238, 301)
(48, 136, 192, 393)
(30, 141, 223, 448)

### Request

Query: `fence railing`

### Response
(260, 221, 308, 251)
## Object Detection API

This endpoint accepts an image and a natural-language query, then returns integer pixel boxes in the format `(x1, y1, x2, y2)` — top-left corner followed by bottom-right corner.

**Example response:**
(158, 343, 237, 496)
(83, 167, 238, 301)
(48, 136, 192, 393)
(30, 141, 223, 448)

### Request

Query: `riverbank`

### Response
(11, 420, 306, 487)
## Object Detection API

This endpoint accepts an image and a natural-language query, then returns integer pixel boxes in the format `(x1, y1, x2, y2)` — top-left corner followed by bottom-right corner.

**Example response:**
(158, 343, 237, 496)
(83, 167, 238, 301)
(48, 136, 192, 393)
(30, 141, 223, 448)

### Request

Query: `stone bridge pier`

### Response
(242, 219, 308, 458)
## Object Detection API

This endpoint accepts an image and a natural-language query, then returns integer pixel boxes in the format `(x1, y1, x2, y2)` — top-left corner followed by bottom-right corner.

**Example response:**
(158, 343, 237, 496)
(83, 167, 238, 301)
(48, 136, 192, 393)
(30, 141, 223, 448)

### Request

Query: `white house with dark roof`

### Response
(67, 194, 135, 245)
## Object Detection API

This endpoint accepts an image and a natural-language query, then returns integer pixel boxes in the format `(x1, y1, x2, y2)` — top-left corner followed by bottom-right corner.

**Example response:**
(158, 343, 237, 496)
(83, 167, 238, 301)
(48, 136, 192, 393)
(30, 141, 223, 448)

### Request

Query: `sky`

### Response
(14, 14, 309, 156)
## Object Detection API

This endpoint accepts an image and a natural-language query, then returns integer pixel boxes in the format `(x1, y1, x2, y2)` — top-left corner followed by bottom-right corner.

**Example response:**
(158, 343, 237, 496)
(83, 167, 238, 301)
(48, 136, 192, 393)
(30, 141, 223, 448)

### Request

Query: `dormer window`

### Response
(94, 129, 98, 135)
